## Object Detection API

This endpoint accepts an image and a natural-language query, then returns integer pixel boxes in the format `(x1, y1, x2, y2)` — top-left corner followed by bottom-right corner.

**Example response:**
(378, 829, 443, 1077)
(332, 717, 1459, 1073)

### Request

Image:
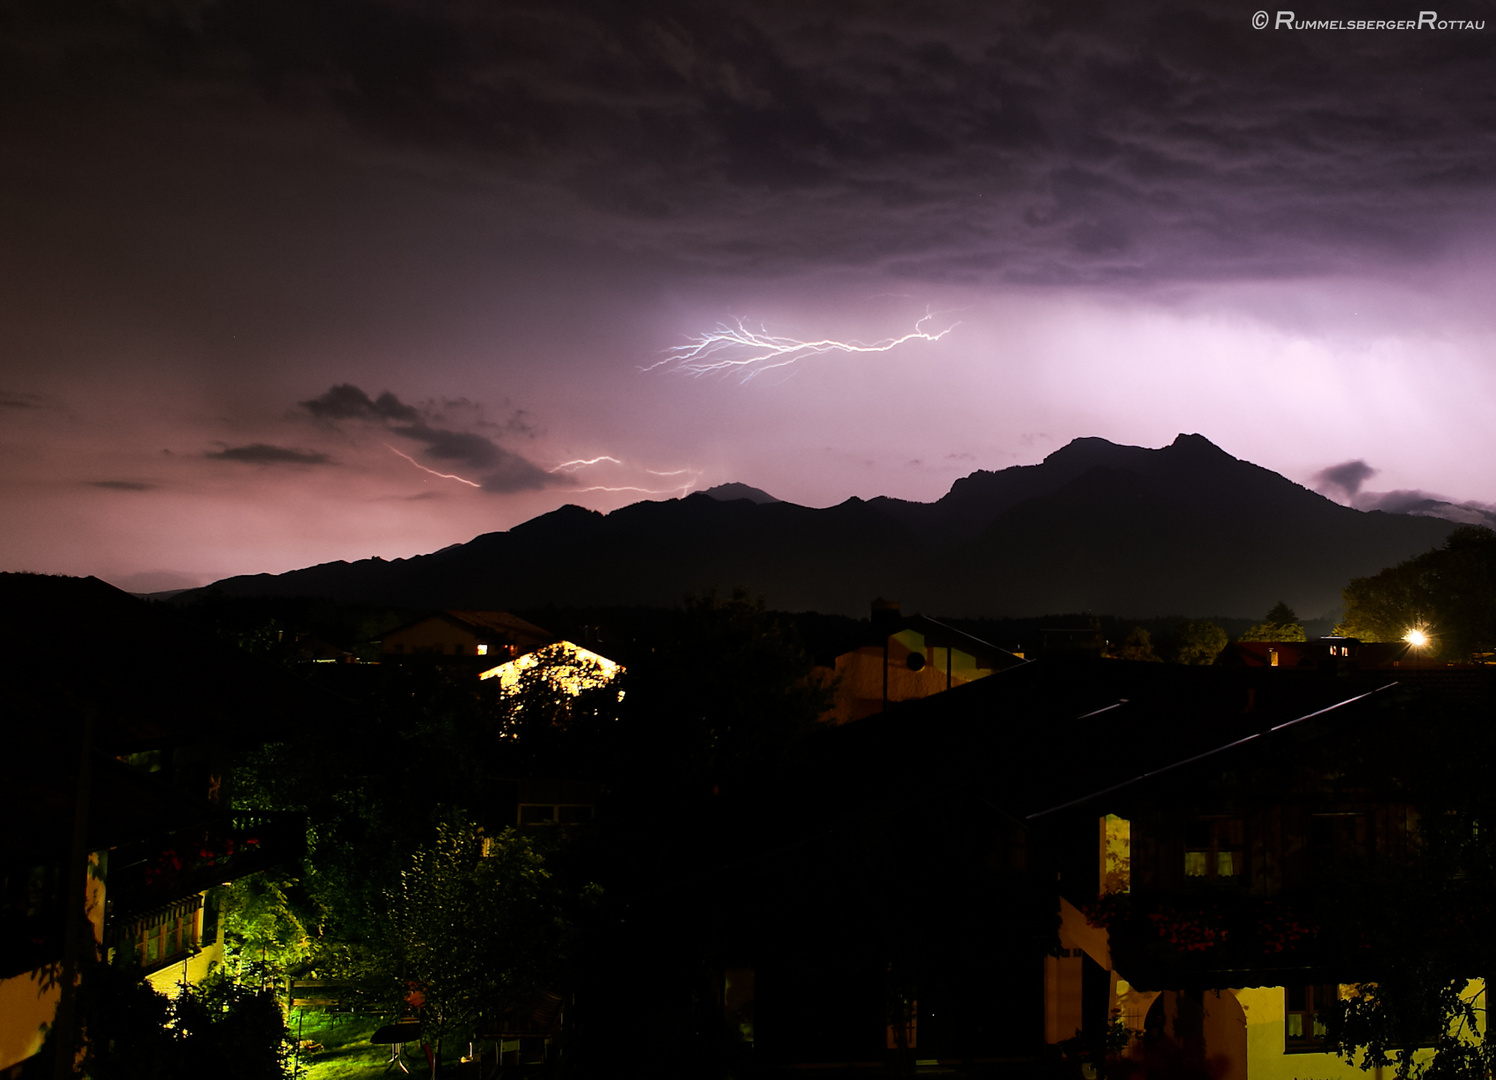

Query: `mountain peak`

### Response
(699, 482, 780, 504)
(1167, 432, 1232, 457)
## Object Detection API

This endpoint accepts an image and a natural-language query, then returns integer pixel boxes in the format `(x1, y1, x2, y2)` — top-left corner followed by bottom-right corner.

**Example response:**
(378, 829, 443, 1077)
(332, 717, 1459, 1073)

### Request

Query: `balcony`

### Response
(105, 810, 305, 928)
(1083, 891, 1330, 989)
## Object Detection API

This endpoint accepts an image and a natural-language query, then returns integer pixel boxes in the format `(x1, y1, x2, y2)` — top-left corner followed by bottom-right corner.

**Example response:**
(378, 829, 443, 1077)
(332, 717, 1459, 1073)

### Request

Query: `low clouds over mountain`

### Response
(299, 384, 564, 494)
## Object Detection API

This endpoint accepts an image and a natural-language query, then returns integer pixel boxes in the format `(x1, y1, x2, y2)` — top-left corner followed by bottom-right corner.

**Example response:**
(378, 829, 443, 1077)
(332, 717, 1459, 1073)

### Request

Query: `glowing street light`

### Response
(1403, 628, 1429, 649)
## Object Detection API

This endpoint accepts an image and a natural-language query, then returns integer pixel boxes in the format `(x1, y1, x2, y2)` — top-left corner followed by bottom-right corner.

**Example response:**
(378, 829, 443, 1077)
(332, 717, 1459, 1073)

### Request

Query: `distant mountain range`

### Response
(190, 434, 1462, 619)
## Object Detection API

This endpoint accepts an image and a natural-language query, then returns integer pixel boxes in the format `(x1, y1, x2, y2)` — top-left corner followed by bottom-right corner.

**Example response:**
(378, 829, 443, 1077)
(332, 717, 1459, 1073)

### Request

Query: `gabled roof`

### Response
(802, 659, 1404, 823)
(826, 606, 1024, 668)
(446, 610, 554, 642)
(898, 613, 1026, 668)
(383, 609, 554, 645)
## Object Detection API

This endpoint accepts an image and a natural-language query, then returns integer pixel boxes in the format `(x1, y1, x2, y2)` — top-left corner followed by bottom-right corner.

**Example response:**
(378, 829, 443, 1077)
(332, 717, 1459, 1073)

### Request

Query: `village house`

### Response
(0, 575, 324, 1076)
(707, 656, 1490, 1075)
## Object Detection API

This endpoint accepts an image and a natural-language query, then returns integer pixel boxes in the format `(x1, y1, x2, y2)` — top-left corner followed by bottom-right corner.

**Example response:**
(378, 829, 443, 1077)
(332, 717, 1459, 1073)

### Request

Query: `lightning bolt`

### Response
(547, 455, 702, 498)
(384, 443, 482, 487)
(574, 484, 696, 496)
(549, 456, 624, 472)
(646, 310, 958, 382)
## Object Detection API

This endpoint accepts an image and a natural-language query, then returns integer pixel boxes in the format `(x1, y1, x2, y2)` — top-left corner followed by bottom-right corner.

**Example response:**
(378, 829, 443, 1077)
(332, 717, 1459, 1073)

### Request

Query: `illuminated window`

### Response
(1185, 817, 1244, 881)
(1103, 814, 1131, 893)
(477, 644, 488, 656)
(1286, 985, 1337, 1048)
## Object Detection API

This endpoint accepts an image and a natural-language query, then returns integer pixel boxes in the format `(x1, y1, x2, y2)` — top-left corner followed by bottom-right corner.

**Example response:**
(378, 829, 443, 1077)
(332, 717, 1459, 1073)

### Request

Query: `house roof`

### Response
(1220, 638, 1436, 670)
(802, 659, 1406, 823)
(819, 607, 1024, 669)
(383, 609, 555, 645)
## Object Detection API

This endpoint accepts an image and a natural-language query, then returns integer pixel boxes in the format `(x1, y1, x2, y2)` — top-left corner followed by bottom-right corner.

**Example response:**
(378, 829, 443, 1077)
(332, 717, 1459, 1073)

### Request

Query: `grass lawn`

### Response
(288, 1010, 486, 1079)
(289, 1012, 397, 1080)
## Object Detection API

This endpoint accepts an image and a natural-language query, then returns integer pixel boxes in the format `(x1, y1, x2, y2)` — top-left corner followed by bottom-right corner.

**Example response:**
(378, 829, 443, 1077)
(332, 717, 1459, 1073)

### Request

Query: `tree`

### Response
(1338, 526, 1496, 660)
(610, 590, 833, 791)
(217, 874, 316, 990)
(1241, 601, 1306, 642)
(1171, 620, 1227, 665)
(27, 958, 292, 1080)
(325, 809, 592, 1070)
(1314, 691, 1496, 1080)
(1113, 626, 1161, 662)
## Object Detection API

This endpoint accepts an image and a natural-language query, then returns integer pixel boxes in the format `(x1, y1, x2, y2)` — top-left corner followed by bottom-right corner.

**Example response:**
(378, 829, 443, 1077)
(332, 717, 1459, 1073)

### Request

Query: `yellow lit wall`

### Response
(1236, 982, 1481, 1080)
(144, 901, 224, 999)
(0, 854, 107, 1072)
(1046, 897, 1115, 1043)
(825, 630, 995, 723)
(1237, 986, 1370, 1080)
(0, 968, 62, 1073)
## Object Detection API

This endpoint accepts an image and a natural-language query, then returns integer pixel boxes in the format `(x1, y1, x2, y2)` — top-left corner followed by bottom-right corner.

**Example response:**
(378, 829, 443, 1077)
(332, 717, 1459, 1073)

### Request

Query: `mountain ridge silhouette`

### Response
(187, 434, 1457, 618)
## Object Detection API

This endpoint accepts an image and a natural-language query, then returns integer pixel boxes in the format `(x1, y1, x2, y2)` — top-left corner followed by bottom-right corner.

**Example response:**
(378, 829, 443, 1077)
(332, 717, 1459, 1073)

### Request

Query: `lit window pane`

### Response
(1185, 851, 1207, 876)
(1288, 1015, 1303, 1039)
(1217, 851, 1237, 876)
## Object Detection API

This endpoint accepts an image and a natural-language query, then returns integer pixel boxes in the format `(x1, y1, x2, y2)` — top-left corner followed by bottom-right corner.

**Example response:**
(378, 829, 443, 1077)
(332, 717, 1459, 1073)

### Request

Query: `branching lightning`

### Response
(646, 310, 958, 382)
(385, 443, 482, 487)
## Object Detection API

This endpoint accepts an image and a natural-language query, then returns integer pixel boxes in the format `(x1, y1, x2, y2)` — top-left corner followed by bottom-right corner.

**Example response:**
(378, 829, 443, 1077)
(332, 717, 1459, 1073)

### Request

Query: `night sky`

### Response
(3, 0, 1495, 592)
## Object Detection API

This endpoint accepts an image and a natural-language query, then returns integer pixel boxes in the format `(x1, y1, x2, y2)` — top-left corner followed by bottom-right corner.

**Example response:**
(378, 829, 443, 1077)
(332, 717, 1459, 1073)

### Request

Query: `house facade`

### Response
(707, 657, 1491, 1076)
(0, 574, 322, 1076)
(380, 610, 554, 661)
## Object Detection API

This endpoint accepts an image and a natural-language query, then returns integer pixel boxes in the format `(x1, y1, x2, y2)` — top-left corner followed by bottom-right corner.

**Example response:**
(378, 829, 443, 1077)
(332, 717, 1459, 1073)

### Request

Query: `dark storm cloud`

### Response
(386, 422, 558, 493)
(301, 384, 420, 422)
(7, 0, 1496, 295)
(300, 383, 563, 494)
(16, 0, 1491, 288)
(206, 443, 332, 465)
(1313, 459, 1378, 499)
(89, 480, 155, 491)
